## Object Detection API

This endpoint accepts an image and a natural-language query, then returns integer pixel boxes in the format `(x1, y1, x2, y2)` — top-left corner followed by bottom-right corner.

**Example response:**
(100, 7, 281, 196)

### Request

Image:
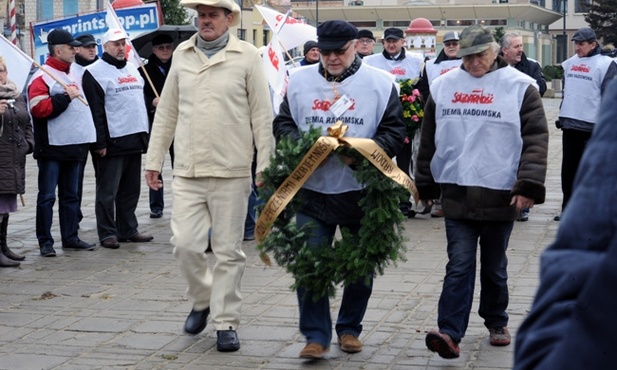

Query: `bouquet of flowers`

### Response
(399, 78, 424, 138)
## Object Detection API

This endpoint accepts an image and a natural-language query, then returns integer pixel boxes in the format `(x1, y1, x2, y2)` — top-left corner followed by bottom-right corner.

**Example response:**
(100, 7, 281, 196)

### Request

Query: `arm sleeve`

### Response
(371, 84, 406, 158)
(27, 75, 71, 119)
(273, 94, 301, 142)
(414, 95, 441, 200)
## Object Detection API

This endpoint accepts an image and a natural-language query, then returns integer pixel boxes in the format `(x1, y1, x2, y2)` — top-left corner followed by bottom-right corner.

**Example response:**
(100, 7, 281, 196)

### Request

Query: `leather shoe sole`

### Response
(150, 210, 163, 218)
(184, 307, 210, 335)
(101, 237, 120, 249)
(216, 328, 240, 352)
(118, 233, 154, 243)
(426, 330, 460, 359)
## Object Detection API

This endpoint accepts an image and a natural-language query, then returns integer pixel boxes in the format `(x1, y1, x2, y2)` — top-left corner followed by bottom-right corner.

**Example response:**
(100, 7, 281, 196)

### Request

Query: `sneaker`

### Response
(299, 342, 329, 359)
(338, 334, 362, 353)
(517, 210, 529, 222)
(425, 330, 460, 359)
(488, 326, 511, 346)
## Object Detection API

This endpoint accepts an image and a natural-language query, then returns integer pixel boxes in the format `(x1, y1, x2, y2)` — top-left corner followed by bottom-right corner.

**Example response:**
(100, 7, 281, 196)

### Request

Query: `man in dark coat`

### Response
(140, 33, 175, 219)
(514, 79, 617, 370)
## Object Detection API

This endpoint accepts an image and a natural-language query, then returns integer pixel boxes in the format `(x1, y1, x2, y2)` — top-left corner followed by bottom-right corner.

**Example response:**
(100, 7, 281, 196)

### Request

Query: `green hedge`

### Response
(542, 65, 564, 81)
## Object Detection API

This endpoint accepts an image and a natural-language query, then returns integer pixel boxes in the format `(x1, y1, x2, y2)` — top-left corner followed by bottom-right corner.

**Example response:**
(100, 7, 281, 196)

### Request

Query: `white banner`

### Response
(255, 5, 316, 51)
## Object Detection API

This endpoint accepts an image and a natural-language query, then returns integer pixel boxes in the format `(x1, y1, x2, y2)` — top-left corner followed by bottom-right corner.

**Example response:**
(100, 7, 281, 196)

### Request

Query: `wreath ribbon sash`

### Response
(256, 122, 419, 264)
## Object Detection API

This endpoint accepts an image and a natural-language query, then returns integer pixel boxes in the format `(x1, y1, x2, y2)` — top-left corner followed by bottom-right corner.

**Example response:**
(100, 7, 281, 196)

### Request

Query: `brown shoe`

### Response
(101, 237, 120, 249)
(119, 233, 153, 243)
(426, 330, 460, 359)
(299, 343, 328, 359)
(338, 334, 362, 353)
(489, 326, 511, 346)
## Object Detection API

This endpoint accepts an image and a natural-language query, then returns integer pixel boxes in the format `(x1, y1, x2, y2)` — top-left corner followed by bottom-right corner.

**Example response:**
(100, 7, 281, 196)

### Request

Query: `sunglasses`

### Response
(444, 41, 459, 47)
(320, 43, 352, 56)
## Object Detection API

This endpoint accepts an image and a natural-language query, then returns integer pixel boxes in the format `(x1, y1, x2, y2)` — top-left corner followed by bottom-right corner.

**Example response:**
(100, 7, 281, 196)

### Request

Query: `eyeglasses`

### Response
(320, 43, 352, 56)
(358, 38, 374, 44)
(444, 41, 459, 47)
(154, 44, 173, 51)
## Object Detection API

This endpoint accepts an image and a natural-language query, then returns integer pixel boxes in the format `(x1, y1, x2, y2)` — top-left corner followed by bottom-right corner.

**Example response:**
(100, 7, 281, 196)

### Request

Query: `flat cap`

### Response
(572, 27, 597, 42)
(358, 29, 375, 41)
(317, 20, 358, 50)
(443, 31, 459, 43)
(383, 28, 404, 40)
(75, 33, 97, 47)
(47, 29, 81, 47)
(457, 25, 493, 57)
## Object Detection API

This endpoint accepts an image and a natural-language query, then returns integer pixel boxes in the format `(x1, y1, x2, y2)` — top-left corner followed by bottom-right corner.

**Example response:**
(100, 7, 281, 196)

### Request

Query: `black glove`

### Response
(555, 120, 562, 129)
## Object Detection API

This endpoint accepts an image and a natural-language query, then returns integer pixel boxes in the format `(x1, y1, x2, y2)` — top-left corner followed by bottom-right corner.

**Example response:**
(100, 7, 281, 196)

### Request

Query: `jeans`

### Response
(243, 185, 261, 239)
(296, 211, 373, 347)
(437, 218, 513, 344)
(36, 159, 81, 246)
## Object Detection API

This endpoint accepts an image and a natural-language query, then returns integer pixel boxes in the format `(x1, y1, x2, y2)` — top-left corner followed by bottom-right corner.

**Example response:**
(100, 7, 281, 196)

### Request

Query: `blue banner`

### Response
(32, 3, 159, 64)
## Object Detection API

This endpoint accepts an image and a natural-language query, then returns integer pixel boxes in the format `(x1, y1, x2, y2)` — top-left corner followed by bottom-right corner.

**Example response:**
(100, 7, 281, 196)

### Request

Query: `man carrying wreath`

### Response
(273, 20, 406, 359)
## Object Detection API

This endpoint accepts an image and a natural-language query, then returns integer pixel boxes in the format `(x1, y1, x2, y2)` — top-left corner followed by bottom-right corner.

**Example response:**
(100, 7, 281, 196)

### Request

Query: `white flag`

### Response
(262, 31, 288, 114)
(0, 35, 34, 92)
(255, 5, 316, 51)
(105, 2, 142, 67)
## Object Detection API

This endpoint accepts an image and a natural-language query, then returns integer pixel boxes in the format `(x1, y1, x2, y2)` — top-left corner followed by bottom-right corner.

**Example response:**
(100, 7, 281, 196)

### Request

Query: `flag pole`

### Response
(139, 65, 160, 99)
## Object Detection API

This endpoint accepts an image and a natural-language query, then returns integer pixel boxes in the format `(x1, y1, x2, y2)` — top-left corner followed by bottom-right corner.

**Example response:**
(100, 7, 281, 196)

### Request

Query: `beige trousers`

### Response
(171, 176, 250, 330)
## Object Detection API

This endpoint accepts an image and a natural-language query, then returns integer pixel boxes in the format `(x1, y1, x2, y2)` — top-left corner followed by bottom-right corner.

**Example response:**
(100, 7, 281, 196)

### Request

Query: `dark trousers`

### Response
(295, 211, 373, 347)
(93, 153, 141, 241)
(35, 159, 81, 246)
(396, 141, 412, 212)
(149, 145, 174, 213)
(561, 128, 592, 211)
(437, 218, 514, 344)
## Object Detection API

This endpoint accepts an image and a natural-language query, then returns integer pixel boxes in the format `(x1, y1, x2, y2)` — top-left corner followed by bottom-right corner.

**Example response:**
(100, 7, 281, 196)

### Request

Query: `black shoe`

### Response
(554, 214, 561, 221)
(150, 210, 163, 218)
(40, 244, 56, 257)
(517, 210, 529, 222)
(217, 327, 240, 352)
(62, 240, 96, 251)
(184, 307, 210, 335)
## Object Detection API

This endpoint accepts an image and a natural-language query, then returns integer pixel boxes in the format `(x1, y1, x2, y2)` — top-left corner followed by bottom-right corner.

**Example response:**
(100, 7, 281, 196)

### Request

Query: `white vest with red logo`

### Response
(429, 66, 535, 190)
(286, 63, 395, 194)
(86, 60, 149, 138)
(425, 59, 462, 84)
(29, 66, 96, 146)
(364, 53, 423, 81)
(561, 54, 614, 124)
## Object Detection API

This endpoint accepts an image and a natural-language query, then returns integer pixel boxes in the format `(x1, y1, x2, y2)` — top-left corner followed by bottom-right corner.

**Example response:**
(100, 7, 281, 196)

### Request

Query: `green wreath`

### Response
(257, 127, 409, 301)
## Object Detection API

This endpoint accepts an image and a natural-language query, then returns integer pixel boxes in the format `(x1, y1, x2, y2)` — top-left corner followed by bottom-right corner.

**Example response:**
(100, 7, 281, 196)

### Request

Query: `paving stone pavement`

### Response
(0, 98, 562, 370)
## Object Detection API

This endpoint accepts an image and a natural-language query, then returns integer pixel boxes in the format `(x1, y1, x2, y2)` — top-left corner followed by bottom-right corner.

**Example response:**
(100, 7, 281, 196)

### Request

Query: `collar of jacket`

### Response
(45, 56, 71, 73)
(382, 47, 406, 61)
(178, 31, 243, 55)
(101, 52, 127, 69)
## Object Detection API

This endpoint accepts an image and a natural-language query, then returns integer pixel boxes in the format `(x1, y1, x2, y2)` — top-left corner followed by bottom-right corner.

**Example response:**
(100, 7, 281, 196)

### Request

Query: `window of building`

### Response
(575, 0, 590, 12)
(263, 30, 269, 46)
(63, 0, 78, 16)
(479, 19, 507, 26)
(237, 29, 246, 41)
(446, 19, 476, 27)
(37, 0, 54, 21)
(253, 29, 257, 46)
(552, 0, 566, 13)
(349, 21, 377, 28)
(383, 21, 409, 27)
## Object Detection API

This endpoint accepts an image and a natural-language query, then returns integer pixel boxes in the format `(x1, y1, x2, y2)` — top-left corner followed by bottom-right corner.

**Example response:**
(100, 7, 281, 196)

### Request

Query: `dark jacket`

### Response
(81, 53, 149, 157)
(27, 57, 91, 161)
(0, 95, 33, 195)
(273, 58, 406, 224)
(415, 57, 548, 221)
(514, 79, 617, 370)
(416, 49, 460, 101)
(139, 53, 171, 125)
(512, 52, 547, 97)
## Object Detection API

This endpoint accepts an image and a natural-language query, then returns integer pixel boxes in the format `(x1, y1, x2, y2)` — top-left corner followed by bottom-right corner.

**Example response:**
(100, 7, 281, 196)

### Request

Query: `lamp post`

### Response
(562, 0, 567, 61)
(316, 0, 319, 27)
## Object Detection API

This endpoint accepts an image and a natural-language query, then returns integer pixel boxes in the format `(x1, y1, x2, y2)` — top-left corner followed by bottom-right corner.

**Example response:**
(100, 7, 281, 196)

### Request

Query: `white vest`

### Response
(364, 53, 423, 81)
(560, 54, 614, 124)
(429, 66, 535, 190)
(29, 66, 96, 146)
(425, 59, 462, 84)
(86, 60, 149, 138)
(286, 63, 395, 194)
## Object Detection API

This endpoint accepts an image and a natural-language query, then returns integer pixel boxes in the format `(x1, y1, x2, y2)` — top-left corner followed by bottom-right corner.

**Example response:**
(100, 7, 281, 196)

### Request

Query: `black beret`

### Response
(317, 20, 358, 50)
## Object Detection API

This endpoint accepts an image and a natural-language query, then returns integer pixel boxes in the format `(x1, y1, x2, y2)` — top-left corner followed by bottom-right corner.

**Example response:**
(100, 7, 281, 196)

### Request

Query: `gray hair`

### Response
(499, 33, 521, 49)
(48, 43, 63, 56)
